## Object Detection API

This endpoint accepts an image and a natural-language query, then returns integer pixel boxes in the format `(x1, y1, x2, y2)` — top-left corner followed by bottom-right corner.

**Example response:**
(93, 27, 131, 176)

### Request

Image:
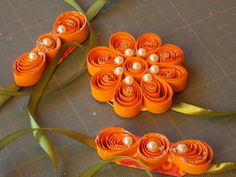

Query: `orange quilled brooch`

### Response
(87, 32, 188, 118)
(96, 127, 213, 176)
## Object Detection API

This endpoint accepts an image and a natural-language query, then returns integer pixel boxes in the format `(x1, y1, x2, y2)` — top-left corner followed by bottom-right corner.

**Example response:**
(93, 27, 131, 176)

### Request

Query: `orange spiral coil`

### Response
(91, 69, 122, 102)
(95, 127, 139, 160)
(109, 32, 136, 57)
(52, 11, 89, 43)
(36, 33, 62, 63)
(13, 51, 46, 87)
(86, 46, 119, 76)
(137, 133, 170, 168)
(141, 76, 173, 114)
(147, 44, 184, 65)
(136, 33, 162, 57)
(113, 78, 143, 118)
(153, 64, 188, 92)
(169, 140, 213, 174)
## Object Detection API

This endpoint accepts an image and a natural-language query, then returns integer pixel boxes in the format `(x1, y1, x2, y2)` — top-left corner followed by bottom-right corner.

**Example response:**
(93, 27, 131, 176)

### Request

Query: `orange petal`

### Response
(13, 51, 46, 87)
(169, 139, 213, 174)
(147, 44, 184, 65)
(91, 69, 122, 102)
(137, 133, 169, 168)
(95, 127, 139, 160)
(109, 32, 136, 57)
(136, 33, 162, 57)
(52, 11, 89, 44)
(154, 64, 188, 92)
(113, 79, 143, 118)
(86, 46, 119, 76)
(141, 76, 173, 114)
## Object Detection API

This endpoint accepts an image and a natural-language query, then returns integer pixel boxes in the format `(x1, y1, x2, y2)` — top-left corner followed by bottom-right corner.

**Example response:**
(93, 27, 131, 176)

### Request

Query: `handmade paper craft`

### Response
(87, 32, 188, 118)
(12, 11, 89, 87)
(96, 127, 213, 176)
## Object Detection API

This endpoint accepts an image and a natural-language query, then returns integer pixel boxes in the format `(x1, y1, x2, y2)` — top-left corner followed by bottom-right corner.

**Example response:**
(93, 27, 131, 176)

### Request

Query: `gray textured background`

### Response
(0, 0, 236, 177)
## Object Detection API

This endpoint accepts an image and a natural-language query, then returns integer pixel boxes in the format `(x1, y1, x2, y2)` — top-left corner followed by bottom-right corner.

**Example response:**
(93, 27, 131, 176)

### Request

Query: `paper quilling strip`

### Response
(87, 32, 188, 118)
(12, 11, 89, 87)
(96, 127, 214, 176)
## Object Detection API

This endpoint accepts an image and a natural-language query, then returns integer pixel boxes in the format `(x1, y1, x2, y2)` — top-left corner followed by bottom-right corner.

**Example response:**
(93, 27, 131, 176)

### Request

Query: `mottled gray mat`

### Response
(0, 0, 236, 177)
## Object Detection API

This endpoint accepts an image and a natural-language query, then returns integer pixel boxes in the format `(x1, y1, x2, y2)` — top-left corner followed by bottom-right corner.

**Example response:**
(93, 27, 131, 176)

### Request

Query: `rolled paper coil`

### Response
(95, 127, 139, 159)
(141, 76, 173, 114)
(123, 57, 148, 82)
(154, 64, 188, 92)
(13, 51, 46, 87)
(137, 133, 170, 168)
(86, 46, 118, 76)
(53, 11, 89, 44)
(136, 33, 162, 57)
(169, 140, 213, 174)
(113, 79, 143, 118)
(147, 44, 184, 65)
(91, 70, 122, 102)
(109, 32, 136, 57)
(36, 33, 62, 63)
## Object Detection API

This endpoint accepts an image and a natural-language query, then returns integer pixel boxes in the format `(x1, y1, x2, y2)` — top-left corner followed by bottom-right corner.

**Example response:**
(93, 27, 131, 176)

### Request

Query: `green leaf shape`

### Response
(86, 0, 108, 21)
(79, 156, 153, 177)
(171, 102, 236, 117)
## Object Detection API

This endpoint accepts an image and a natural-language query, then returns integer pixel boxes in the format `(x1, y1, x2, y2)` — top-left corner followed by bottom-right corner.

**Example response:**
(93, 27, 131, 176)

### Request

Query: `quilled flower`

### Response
(52, 11, 89, 44)
(87, 32, 188, 118)
(13, 51, 46, 87)
(95, 127, 139, 159)
(36, 33, 62, 63)
(169, 140, 213, 174)
(137, 133, 169, 168)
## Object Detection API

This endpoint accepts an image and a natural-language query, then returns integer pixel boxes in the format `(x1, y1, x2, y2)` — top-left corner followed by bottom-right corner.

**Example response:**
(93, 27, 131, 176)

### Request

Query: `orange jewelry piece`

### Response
(52, 11, 89, 44)
(137, 133, 169, 168)
(12, 11, 89, 86)
(36, 33, 62, 63)
(95, 127, 213, 176)
(87, 32, 188, 118)
(13, 51, 46, 87)
(169, 140, 213, 175)
(95, 127, 139, 160)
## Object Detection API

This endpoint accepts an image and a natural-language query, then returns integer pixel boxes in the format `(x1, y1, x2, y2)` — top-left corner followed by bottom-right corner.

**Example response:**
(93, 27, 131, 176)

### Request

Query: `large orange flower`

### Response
(87, 32, 188, 118)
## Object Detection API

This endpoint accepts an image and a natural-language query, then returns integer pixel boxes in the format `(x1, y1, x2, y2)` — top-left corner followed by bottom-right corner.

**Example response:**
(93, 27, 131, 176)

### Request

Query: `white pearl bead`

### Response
(57, 25, 66, 34)
(149, 54, 159, 63)
(124, 48, 134, 57)
(114, 56, 124, 65)
(149, 65, 160, 74)
(132, 62, 142, 71)
(42, 38, 52, 47)
(114, 67, 124, 76)
(137, 48, 147, 57)
(28, 52, 38, 60)
(176, 144, 188, 154)
(142, 73, 153, 82)
(123, 136, 133, 147)
(146, 141, 158, 152)
(124, 76, 134, 85)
